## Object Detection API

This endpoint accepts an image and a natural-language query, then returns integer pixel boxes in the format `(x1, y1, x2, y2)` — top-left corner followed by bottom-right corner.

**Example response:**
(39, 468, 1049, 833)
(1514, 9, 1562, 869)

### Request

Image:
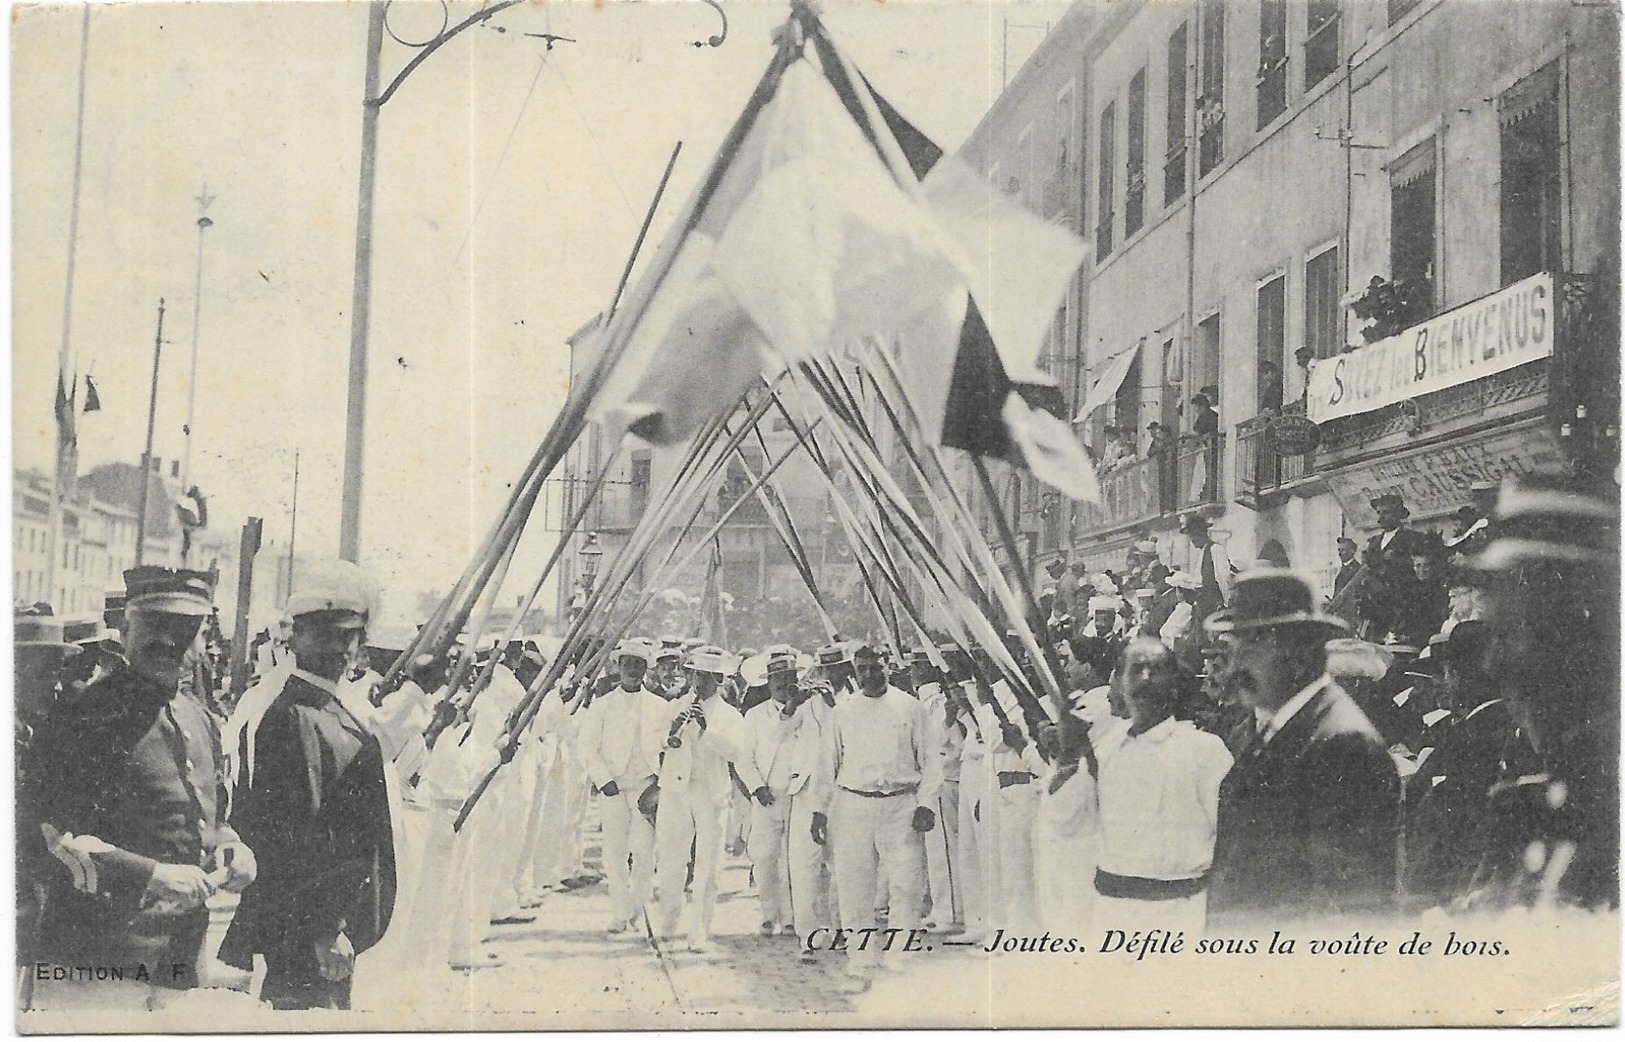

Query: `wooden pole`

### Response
(229, 518, 262, 699)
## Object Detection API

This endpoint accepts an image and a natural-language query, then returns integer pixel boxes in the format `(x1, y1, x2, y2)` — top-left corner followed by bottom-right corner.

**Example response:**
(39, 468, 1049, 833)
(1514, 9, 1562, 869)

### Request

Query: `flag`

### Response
(54, 372, 78, 495)
(82, 374, 101, 413)
(696, 538, 728, 647)
(589, 13, 1097, 502)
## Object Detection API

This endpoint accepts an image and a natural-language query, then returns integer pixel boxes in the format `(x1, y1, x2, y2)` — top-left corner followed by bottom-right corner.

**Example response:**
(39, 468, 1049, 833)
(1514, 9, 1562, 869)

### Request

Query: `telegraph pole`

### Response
(135, 300, 167, 567)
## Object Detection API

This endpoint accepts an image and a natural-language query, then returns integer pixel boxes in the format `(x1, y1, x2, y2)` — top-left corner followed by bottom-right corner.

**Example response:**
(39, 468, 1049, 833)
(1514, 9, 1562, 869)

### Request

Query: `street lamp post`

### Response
(571, 531, 603, 623)
(338, 0, 532, 563)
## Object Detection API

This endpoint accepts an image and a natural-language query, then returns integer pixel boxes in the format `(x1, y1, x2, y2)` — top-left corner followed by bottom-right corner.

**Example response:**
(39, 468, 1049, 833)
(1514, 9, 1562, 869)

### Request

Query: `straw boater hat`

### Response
(1461, 473, 1618, 579)
(614, 637, 658, 666)
(685, 644, 736, 676)
(815, 643, 853, 667)
(1202, 567, 1350, 636)
(1167, 570, 1202, 591)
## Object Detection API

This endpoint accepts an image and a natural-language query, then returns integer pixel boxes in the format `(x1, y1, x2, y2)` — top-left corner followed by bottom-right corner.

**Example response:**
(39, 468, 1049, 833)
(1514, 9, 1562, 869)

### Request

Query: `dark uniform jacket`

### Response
(22, 667, 231, 987)
(1208, 678, 1400, 925)
(219, 673, 394, 973)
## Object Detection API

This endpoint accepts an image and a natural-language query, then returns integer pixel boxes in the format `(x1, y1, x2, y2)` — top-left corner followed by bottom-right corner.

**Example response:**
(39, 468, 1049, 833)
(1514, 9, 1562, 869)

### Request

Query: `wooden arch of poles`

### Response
(368, 0, 1100, 831)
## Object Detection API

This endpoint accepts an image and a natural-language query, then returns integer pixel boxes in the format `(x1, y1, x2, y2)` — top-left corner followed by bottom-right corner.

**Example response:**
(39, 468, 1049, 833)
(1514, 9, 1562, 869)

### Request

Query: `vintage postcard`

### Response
(12, 0, 1620, 1031)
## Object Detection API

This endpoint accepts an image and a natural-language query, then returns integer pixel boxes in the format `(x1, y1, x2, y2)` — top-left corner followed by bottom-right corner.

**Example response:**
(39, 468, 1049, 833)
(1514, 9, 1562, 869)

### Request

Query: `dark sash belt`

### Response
(998, 771, 1035, 789)
(840, 784, 917, 799)
(1094, 869, 1209, 901)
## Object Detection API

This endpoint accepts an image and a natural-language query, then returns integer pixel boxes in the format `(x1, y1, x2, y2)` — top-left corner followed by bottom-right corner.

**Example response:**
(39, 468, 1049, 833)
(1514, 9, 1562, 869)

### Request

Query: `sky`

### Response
(11, 0, 1069, 625)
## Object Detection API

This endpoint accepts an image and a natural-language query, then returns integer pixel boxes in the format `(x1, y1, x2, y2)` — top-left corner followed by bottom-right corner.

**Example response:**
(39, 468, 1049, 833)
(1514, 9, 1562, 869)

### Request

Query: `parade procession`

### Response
(12, 0, 1623, 1030)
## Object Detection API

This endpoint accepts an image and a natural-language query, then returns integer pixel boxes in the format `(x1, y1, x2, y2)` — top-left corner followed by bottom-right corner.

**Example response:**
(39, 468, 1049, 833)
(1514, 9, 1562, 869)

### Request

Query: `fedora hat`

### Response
(1203, 567, 1350, 636)
(1179, 512, 1212, 533)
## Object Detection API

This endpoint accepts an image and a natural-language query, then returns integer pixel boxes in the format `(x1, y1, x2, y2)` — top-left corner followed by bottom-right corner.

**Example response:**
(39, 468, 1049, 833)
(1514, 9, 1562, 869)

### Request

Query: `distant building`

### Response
(554, 315, 867, 648)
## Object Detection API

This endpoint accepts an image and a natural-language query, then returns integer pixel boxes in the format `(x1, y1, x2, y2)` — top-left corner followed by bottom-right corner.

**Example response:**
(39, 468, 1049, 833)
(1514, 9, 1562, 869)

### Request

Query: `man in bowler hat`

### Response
(1204, 568, 1399, 924)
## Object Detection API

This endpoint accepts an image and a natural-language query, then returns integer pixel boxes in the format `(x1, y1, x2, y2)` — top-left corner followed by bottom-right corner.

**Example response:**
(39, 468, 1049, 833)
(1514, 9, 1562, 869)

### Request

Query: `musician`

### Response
(652, 646, 745, 951)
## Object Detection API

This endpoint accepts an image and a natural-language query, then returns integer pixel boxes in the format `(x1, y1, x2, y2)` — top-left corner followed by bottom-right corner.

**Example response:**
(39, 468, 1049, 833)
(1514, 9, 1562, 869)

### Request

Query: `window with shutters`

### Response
(1257, 0, 1287, 128)
(1499, 63, 1562, 285)
(1198, 0, 1226, 176)
(1390, 139, 1437, 317)
(1165, 23, 1189, 205)
(1304, 246, 1341, 360)
(1304, 0, 1339, 90)
(1126, 69, 1147, 236)
(1097, 100, 1116, 261)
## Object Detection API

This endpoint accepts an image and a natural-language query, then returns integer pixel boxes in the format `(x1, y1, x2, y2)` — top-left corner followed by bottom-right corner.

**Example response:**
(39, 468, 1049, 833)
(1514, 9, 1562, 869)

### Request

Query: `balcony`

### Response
(1234, 402, 1319, 509)
(1076, 433, 1225, 537)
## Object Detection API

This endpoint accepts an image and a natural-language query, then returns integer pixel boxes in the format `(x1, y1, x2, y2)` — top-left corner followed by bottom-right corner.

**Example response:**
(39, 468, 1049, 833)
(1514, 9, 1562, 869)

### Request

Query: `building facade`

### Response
(961, 0, 1618, 598)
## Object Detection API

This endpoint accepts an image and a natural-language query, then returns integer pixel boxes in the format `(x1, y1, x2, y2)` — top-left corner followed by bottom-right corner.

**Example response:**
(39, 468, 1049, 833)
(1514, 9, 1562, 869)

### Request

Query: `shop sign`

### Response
(1308, 272, 1553, 423)
(1325, 420, 1564, 529)
(1266, 415, 1321, 456)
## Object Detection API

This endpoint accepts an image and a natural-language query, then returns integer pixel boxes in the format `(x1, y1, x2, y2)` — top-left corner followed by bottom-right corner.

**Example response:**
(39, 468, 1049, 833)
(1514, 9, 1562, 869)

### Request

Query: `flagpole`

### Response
(179, 187, 215, 508)
(134, 300, 167, 568)
(46, 3, 91, 608)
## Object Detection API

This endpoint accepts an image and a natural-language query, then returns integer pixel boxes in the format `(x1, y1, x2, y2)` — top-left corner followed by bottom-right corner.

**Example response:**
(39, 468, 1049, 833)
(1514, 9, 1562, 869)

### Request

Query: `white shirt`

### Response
(1158, 602, 1193, 645)
(818, 687, 943, 811)
(657, 691, 745, 802)
(1260, 675, 1333, 745)
(737, 699, 800, 794)
(576, 684, 668, 787)
(1095, 717, 1233, 880)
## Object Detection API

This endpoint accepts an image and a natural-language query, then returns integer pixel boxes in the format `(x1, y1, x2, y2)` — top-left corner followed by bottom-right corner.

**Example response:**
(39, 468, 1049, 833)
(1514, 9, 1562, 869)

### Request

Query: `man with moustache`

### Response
(24, 567, 258, 1010)
(1205, 568, 1399, 925)
(1093, 639, 1232, 935)
(220, 563, 394, 1009)
(812, 644, 941, 979)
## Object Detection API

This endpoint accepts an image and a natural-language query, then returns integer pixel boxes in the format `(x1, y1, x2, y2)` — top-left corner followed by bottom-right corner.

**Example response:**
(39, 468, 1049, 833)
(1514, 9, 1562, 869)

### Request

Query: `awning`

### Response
(1074, 342, 1141, 421)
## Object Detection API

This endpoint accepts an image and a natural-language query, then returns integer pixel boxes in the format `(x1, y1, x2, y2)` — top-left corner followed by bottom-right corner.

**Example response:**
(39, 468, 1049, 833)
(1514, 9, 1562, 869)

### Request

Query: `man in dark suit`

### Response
(1204, 568, 1400, 925)
(22, 568, 258, 1010)
(1361, 493, 1431, 639)
(220, 562, 394, 1010)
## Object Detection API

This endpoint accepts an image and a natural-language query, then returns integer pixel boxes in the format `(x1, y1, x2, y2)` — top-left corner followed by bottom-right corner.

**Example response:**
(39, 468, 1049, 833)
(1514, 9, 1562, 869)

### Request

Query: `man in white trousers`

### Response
(811, 644, 942, 980)
(753, 649, 839, 956)
(976, 674, 1046, 936)
(652, 646, 745, 951)
(736, 652, 804, 938)
(576, 640, 668, 933)
(909, 648, 963, 932)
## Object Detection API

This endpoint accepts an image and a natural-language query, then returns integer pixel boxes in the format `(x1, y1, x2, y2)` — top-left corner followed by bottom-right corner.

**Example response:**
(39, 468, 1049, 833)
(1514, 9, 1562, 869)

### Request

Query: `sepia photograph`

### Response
(11, 0, 1621, 1030)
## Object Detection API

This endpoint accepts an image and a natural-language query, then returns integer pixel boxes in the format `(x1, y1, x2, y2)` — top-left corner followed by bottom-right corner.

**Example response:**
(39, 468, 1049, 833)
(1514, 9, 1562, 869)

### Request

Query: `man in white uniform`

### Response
(974, 675, 1045, 936)
(653, 646, 745, 951)
(1094, 638, 1233, 935)
(812, 645, 942, 977)
(576, 639, 667, 932)
(909, 648, 962, 931)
